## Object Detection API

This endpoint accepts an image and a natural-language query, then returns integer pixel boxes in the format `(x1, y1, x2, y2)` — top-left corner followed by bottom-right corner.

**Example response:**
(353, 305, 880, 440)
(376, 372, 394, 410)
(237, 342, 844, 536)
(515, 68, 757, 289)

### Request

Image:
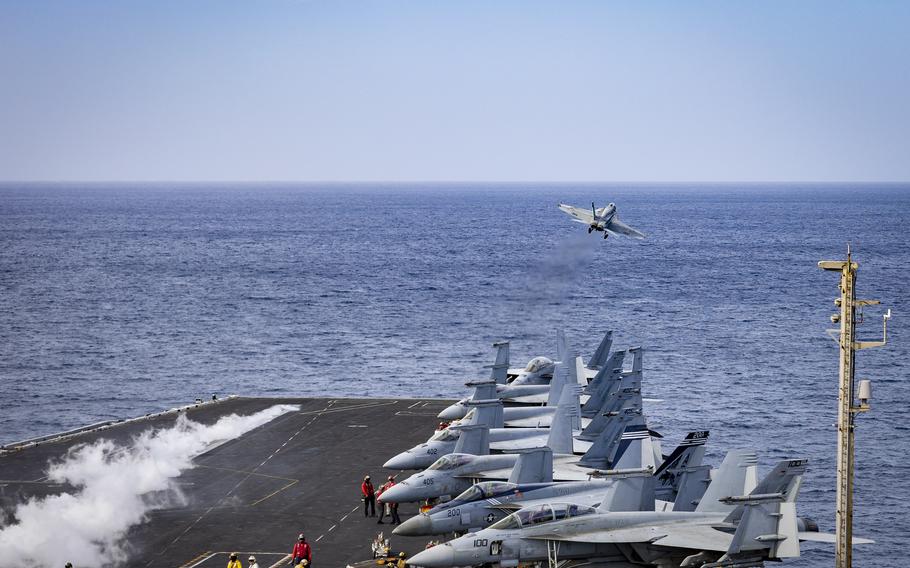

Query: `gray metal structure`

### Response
(818, 247, 889, 568)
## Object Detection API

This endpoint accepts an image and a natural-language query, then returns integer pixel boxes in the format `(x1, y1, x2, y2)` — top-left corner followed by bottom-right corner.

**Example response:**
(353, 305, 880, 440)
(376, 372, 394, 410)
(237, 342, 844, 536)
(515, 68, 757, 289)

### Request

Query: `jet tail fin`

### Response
(587, 331, 613, 370)
(721, 459, 808, 559)
(577, 405, 645, 470)
(483, 341, 510, 385)
(672, 464, 712, 512)
(465, 380, 497, 401)
(695, 450, 759, 513)
(464, 399, 504, 429)
(451, 424, 490, 456)
(653, 431, 709, 502)
(582, 350, 625, 414)
(596, 469, 656, 512)
(507, 447, 553, 483)
(546, 384, 582, 454)
(612, 425, 657, 470)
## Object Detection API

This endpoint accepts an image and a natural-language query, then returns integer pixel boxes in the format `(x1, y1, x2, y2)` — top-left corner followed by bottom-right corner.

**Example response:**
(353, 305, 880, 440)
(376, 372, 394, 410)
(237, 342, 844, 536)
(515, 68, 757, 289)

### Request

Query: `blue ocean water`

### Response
(0, 183, 907, 567)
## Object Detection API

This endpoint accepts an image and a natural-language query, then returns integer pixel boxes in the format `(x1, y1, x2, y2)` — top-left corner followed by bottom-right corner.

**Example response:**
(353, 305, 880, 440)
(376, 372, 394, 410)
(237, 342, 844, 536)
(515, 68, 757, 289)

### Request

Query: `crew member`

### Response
(377, 475, 400, 524)
(292, 534, 312, 567)
(227, 553, 242, 568)
(248, 556, 259, 568)
(362, 475, 376, 517)
(396, 552, 408, 568)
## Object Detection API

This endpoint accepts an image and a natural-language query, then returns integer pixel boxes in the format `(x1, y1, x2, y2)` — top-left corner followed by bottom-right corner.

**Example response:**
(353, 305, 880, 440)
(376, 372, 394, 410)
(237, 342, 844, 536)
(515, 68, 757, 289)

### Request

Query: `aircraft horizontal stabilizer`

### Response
(797, 532, 874, 545)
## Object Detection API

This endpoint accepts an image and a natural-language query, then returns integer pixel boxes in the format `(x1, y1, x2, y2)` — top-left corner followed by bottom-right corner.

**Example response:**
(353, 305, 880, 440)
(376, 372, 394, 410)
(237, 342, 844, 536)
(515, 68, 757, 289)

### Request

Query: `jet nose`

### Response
(437, 401, 468, 420)
(377, 480, 408, 503)
(408, 544, 456, 568)
(383, 451, 415, 470)
(393, 513, 433, 537)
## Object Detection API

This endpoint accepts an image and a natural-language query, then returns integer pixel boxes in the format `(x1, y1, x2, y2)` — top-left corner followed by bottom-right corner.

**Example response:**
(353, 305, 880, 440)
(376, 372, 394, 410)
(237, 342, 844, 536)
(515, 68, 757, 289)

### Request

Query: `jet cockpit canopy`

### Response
(427, 454, 474, 471)
(489, 503, 597, 530)
(524, 356, 554, 374)
(451, 482, 517, 505)
(429, 428, 459, 442)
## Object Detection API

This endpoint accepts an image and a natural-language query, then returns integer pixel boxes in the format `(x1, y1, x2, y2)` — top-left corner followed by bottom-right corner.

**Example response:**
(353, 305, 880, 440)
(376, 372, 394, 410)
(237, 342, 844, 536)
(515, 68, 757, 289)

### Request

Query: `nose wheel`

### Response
(587, 227, 593, 234)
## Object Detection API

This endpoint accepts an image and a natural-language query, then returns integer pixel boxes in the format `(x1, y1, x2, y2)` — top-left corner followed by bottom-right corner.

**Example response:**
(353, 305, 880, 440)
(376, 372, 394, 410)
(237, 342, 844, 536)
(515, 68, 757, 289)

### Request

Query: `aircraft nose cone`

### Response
(437, 402, 468, 420)
(377, 481, 408, 503)
(383, 452, 415, 470)
(408, 544, 456, 568)
(393, 513, 433, 537)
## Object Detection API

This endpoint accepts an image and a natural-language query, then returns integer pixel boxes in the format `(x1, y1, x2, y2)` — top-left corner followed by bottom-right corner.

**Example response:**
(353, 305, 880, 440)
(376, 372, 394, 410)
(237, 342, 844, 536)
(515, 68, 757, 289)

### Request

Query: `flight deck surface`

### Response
(0, 397, 453, 568)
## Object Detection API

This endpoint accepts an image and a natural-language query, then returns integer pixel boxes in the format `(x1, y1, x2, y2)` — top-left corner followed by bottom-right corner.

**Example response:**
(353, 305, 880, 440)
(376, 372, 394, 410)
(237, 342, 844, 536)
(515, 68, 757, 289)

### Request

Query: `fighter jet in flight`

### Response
(559, 202, 646, 239)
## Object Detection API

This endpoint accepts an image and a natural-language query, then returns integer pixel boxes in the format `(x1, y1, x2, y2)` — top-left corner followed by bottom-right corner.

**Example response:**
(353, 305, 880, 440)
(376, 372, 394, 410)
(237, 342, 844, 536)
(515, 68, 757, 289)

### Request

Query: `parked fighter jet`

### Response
(406, 458, 853, 568)
(558, 202, 646, 240)
(379, 408, 663, 505)
(385, 354, 636, 470)
(438, 331, 615, 420)
(393, 433, 709, 537)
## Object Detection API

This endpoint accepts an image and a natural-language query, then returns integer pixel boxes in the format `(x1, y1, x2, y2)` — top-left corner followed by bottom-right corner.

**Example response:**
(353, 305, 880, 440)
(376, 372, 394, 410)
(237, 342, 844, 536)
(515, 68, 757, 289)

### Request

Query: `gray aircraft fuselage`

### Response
(393, 479, 615, 536)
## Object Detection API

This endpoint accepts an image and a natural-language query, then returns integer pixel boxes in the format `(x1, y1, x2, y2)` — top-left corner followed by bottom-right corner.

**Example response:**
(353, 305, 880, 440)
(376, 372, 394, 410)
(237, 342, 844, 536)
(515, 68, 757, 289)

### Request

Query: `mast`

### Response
(818, 246, 890, 568)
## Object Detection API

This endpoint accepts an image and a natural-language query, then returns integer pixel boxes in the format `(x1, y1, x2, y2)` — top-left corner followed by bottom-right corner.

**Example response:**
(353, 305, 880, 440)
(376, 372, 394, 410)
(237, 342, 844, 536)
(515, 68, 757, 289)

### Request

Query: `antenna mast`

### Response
(818, 246, 890, 568)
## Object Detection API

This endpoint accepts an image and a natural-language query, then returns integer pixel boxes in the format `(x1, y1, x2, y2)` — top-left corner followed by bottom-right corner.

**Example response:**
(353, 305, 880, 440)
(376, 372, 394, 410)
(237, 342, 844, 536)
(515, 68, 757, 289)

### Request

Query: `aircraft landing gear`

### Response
(603, 232, 609, 239)
(587, 227, 593, 234)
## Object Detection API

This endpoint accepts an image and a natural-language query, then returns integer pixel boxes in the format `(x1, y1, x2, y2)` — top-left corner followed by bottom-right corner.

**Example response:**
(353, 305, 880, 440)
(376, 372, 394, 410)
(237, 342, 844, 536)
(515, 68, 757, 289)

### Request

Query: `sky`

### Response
(0, 0, 908, 182)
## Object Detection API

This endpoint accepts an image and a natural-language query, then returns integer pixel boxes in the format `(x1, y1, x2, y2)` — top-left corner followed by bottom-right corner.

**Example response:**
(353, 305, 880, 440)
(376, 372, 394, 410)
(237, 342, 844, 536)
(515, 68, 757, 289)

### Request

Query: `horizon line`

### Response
(1, 180, 909, 185)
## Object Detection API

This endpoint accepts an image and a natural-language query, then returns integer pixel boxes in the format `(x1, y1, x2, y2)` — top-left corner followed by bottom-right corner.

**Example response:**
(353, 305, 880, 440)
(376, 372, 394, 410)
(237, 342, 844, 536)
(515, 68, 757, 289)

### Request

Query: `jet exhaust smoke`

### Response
(0, 404, 298, 568)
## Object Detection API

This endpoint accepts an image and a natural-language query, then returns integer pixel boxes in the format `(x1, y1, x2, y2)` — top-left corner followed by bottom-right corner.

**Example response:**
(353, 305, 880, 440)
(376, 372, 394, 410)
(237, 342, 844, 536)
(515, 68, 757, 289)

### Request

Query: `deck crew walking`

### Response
(292, 534, 312, 567)
(362, 475, 376, 517)
(226, 553, 242, 568)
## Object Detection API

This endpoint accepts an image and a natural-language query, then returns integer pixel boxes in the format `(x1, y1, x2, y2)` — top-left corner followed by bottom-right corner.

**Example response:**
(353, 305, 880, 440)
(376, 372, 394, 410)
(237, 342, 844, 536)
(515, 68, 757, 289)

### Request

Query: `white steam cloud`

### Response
(0, 404, 298, 568)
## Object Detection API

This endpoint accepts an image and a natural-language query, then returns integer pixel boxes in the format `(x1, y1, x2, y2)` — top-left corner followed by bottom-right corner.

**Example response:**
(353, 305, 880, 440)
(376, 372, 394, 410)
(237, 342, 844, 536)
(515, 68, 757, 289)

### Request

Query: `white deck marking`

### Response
(182, 552, 215, 568)
(267, 555, 292, 568)
(315, 534, 325, 542)
(328, 524, 337, 532)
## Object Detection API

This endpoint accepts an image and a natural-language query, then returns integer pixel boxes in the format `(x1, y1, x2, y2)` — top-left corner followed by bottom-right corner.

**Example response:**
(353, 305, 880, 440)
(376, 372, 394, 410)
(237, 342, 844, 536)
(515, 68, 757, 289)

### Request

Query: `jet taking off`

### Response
(559, 202, 646, 239)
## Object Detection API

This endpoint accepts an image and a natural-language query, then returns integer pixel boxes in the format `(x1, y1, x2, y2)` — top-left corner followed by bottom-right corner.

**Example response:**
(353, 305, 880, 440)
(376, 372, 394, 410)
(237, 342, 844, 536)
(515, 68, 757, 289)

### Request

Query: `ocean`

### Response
(0, 183, 907, 567)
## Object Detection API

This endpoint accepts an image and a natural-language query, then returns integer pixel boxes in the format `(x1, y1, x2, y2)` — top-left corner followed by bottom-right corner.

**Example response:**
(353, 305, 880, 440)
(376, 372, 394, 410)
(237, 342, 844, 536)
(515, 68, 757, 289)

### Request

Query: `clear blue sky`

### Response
(1, 0, 907, 182)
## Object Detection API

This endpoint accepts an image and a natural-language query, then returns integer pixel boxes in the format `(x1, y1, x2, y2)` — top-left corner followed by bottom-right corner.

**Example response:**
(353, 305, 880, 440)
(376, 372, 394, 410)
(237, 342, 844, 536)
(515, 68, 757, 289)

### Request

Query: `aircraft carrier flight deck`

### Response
(0, 397, 454, 568)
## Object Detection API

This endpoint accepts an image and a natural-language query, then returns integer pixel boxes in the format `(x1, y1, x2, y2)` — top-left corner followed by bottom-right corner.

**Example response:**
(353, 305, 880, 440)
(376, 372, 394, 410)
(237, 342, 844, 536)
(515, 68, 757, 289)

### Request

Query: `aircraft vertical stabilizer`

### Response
(587, 331, 613, 370)
(696, 450, 759, 513)
(507, 447, 554, 484)
(654, 431, 709, 502)
(484, 341, 510, 384)
(596, 471, 656, 512)
(546, 385, 582, 455)
(612, 425, 656, 470)
(722, 459, 807, 559)
(582, 350, 625, 411)
(465, 399, 504, 429)
(452, 424, 490, 456)
(672, 464, 712, 512)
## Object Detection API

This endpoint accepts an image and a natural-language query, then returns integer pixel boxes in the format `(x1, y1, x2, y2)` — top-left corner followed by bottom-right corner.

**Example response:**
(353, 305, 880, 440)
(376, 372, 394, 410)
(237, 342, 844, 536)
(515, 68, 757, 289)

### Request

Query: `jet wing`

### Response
(558, 204, 595, 224)
(489, 435, 593, 453)
(650, 524, 733, 551)
(533, 523, 730, 550)
(606, 217, 646, 239)
(501, 393, 591, 406)
(503, 416, 593, 429)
